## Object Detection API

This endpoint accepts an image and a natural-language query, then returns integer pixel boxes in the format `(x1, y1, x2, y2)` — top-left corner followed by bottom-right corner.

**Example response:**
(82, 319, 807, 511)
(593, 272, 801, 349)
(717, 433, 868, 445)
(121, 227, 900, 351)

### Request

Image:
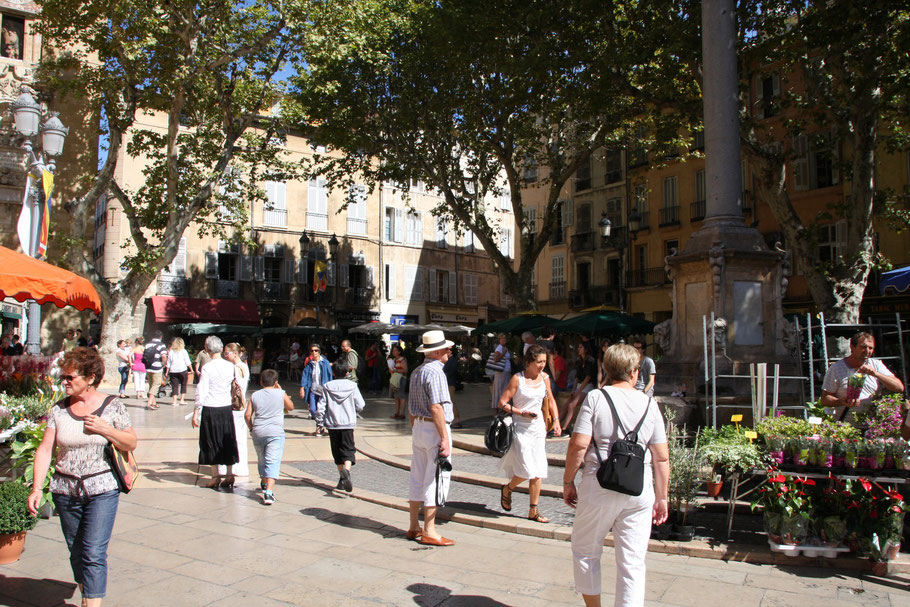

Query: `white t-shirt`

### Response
(573, 386, 666, 475)
(197, 358, 235, 408)
(822, 357, 895, 419)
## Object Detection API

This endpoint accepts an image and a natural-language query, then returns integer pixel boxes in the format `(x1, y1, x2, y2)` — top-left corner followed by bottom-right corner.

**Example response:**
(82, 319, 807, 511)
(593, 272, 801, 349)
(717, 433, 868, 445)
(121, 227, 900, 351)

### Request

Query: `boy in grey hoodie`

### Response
(318, 358, 366, 491)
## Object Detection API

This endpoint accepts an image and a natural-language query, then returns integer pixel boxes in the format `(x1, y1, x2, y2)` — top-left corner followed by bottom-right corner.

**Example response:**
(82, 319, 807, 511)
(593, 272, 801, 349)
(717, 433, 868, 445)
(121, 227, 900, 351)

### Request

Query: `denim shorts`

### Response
(252, 434, 285, 479)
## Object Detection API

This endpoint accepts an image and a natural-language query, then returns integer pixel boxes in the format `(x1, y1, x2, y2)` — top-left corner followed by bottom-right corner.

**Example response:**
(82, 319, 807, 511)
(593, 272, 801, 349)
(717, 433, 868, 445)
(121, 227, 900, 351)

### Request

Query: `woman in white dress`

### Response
(490, 333, 512, 414)
(219, 342, 250, 479)
(497, 344, 561, 522)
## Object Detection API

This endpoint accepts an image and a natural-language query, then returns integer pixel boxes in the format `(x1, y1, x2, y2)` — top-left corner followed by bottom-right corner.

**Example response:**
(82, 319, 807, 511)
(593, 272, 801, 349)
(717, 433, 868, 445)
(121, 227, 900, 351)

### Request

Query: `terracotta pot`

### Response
(706, 481, 724, 498)
(871, 560, 888, 577)
(0, 531, 27, 565)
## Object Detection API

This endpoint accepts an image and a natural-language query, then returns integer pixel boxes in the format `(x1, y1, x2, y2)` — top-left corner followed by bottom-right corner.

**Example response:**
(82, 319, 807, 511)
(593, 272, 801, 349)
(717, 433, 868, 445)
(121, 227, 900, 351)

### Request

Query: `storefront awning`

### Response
(149, 296, 260, 325)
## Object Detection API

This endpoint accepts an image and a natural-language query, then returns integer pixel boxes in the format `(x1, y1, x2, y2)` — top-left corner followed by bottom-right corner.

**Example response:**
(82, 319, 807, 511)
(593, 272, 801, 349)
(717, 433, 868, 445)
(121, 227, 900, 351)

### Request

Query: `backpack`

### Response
(592, 388, 652, 497)
(354, 351, 366, 377)
(142, 343, 157, 368)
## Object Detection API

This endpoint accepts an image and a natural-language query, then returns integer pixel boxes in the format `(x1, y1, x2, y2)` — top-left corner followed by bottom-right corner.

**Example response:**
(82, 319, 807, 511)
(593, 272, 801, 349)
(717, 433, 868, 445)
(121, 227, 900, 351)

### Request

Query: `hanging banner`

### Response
(15, 169, 54, 259)
(37, 169, 54, 259)
(313, 260, 327, 293)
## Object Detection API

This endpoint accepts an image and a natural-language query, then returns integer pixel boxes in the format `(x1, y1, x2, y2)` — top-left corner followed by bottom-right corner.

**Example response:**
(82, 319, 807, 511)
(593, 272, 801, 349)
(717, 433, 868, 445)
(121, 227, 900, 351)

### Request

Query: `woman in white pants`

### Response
(218, 342, 250, 479)
(562, 344, 669, 607)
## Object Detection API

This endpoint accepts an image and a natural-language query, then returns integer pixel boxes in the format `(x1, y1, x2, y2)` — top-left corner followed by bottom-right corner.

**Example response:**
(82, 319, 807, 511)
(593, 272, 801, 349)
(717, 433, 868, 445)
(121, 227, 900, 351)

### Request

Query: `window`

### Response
(1, 15, 24, 60)
(499, 228, 512, 258)
(162, 238, 187, 277)
(405, 266, 424, 300)
(218, 251, 238, 280)
(691, 129, 705, 151)
(755, 73, 781, 119)
(634, 183, 648, 213)
(463, 274, 478, 305)
(663, 177, 678, 208)
(429, 269, 451, 303)
(552, 255, 565, 283)
(576, 203, 592, 233)
(306, 179, 328, 231)
(793, 131, 839, 191)
(605, 151, 623, 184)
(630, 125, 648, 166)
(347, 185, 368, 235)
(264, 256, 282, 283)
(385, 207, 403, 242)
(636, 244, 648, 270)
(264, 181, 287, 228)
(385, 264, 396, 299)
(464, 230, 477, 253)
(405, 211, 423, 245)
(523, 207, 537, 247)
(550, 200, 568, 245)
(522, 157, 538, 182)
(605, 198, 622, 227)
(217, 166, 243, 221)
(499, 192, 512, 212)
(695, 170, 706, 202)
(665, 239, 679, 257)
(818, 221, 847, 263)
(576, 158, 591, 191)
(435, 217, 448, 248)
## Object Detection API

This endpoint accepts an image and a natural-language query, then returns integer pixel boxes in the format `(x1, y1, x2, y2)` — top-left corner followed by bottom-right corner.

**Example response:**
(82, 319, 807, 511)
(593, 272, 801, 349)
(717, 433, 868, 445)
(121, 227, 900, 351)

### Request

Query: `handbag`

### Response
(485, 352, 506, 374)
(97, 395, 140, 493)
(484, 411, 514, 455)
(231, 378, 245, 411)
(592, 389, 651, 496)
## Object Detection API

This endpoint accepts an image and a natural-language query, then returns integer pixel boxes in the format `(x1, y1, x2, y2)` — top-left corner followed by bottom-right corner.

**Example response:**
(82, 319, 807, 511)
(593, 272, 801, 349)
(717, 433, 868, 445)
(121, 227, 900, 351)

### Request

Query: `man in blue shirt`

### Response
(406, 330, 455, 547)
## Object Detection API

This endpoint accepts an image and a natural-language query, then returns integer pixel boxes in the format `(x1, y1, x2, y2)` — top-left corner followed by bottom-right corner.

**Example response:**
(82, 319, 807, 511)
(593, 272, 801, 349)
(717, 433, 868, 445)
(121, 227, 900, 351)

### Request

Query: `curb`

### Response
(277, 463, 909, 574)
(453, 432, 568, 467)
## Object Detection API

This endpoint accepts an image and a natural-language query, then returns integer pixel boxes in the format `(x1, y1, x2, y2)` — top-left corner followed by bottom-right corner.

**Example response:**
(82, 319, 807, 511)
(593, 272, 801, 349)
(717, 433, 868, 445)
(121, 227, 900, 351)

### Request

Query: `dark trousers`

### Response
(118, 367, 129, 394)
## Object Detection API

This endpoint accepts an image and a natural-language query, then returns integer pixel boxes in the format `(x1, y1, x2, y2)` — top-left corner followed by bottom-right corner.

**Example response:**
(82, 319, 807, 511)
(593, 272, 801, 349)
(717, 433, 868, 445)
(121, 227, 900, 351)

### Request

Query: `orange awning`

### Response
(0, 245, 101, 314)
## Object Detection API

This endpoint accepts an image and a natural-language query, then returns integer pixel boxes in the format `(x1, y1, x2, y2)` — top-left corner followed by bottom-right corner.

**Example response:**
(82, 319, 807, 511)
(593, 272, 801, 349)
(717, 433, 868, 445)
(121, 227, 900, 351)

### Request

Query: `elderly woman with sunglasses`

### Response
(300, 343, 333, 435)
(27, 347, 137, 607)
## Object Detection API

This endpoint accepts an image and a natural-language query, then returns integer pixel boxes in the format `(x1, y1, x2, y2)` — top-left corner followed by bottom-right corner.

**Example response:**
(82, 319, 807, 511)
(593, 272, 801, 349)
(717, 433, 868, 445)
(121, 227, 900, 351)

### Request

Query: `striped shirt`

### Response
(408, 359, 453, 422)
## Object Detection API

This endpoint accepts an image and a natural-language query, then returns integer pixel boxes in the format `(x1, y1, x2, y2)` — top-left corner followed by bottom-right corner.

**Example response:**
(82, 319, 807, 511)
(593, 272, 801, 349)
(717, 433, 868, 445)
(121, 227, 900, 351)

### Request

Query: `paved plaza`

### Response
(2, 383, 909, 606)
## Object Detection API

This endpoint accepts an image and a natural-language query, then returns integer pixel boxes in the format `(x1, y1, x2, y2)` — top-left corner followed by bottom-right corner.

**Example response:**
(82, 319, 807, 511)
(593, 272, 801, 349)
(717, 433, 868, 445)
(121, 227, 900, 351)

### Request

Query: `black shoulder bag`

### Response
(484, 410, 514, 455)
(592, 389, 651, 496)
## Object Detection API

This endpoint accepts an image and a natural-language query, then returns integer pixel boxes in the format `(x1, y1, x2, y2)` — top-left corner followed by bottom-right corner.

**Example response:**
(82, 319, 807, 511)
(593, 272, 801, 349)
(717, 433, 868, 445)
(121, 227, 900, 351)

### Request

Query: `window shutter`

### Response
(205, 252, 218, 279)
(793, 135, 809, 191)
(405, 266, 415, 299)
(327, 262, 336, 286)
(366, 266, 374, 290)
(339, 263, 349, 287)
(428, 269, 438, 302)
(386, 265, 395, 299)
(297, 259, 308, 283)
(414, 267, 425, 300)
(283, 259, 295, 284)
(394, 208, 404, 243)
(239, 255, 253, 281)
(448, 271, 457, 304)
(253, 256, 265, 281)
(754, 74, 764, 120)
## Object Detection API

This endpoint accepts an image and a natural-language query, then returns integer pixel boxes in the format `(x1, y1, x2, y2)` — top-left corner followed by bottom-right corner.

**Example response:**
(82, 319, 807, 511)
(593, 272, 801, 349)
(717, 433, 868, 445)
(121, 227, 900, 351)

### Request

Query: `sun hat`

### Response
(416, 330, 454, 353)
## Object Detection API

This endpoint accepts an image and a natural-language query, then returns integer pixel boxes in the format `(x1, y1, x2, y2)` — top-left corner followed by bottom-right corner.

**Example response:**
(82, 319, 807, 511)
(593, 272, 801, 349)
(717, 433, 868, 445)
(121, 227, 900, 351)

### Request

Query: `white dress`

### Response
(499, 372, 548, 480)
(218, 362, 250, 478)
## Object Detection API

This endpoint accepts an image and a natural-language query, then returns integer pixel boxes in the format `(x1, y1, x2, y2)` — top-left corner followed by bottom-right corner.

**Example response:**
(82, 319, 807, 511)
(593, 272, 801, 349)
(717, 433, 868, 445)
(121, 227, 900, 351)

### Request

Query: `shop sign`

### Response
(428, 311, 478, 324)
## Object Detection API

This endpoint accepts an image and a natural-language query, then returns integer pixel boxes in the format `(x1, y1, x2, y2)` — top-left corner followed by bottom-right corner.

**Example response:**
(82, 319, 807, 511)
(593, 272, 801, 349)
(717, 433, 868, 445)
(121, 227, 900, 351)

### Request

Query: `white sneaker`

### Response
(262, 491, 275, 505)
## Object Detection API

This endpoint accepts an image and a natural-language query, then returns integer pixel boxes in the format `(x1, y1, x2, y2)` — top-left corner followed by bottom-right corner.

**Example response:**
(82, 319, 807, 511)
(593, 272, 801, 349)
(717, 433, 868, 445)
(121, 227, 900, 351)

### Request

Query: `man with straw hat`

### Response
(406, 329, 456, 546)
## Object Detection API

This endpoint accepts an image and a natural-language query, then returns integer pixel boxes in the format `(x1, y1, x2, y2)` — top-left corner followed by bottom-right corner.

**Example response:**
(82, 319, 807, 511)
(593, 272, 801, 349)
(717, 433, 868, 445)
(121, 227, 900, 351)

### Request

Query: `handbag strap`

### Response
(592, 389, 652, 464)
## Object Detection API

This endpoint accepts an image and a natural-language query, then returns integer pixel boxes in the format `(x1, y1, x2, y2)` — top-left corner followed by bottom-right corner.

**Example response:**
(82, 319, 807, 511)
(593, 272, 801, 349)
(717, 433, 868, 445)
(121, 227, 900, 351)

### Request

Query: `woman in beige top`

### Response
(28, 347, 137, 607)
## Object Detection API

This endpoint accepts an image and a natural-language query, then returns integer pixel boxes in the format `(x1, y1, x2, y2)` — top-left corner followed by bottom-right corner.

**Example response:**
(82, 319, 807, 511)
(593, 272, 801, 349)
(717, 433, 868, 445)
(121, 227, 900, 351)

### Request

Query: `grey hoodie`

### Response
(317, 378, 366, 429)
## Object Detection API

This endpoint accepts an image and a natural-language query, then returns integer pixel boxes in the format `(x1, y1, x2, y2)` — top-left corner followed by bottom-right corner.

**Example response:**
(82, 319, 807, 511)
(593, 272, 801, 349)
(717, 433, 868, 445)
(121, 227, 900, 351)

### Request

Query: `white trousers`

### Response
(571, 473, 654, 605)
(408, 419, 451, 506)
(218, 410, 249, 477)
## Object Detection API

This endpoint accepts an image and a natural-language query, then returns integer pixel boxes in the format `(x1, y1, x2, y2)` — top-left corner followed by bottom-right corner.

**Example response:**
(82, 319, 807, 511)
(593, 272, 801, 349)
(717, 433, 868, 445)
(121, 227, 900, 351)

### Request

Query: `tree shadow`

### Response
(298, 506, 404, 538)
(139, 461, 207, 487)
(406, 582, 510, 607)
(0, 575, 78, 607)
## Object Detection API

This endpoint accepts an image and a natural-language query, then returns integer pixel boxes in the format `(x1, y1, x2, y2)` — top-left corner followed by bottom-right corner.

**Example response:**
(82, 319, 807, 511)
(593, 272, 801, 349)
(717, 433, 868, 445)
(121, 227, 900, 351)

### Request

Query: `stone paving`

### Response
(2, 381, 909, 606)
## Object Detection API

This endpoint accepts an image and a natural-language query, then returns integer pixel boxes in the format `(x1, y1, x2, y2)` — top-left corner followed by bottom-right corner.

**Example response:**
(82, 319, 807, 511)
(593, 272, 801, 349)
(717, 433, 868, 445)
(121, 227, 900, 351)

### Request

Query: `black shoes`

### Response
(341, 469, 353, 492)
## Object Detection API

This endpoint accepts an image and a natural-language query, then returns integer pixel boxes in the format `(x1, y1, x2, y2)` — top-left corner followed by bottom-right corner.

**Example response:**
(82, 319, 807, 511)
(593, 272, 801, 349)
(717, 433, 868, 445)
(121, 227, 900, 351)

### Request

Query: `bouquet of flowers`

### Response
(845, 373, 866, 401)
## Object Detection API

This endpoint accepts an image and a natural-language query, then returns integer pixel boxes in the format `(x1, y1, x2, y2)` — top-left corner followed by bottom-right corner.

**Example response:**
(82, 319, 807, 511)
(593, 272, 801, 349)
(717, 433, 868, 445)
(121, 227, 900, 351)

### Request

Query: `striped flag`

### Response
(313, 260, 328, 293)
(37, 170, 54, 258)
(16, 169, 54, 259)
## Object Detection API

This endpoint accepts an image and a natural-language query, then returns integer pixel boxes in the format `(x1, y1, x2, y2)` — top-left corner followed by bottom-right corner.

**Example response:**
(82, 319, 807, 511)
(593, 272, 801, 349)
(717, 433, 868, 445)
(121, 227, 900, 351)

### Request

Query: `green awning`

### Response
(172, 323, 262, 336)
(261, 326, 341, 336)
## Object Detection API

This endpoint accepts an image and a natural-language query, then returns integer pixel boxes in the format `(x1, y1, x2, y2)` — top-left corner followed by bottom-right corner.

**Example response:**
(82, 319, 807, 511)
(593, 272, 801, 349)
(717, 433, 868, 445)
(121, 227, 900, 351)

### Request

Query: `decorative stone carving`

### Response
(707, 240, 725, 312)
(774, 241, 791, 293)
(712, 316, 730, 357)
(654, 319, 673, 354)
(0, 63, 36, 104)
(780, 317, 799, 356)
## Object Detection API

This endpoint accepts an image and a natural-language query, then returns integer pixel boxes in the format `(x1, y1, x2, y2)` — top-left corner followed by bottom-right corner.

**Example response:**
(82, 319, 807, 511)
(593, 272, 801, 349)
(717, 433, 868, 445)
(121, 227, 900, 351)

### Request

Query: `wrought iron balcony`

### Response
(658, 205, 680, 227)
(259, 282, 289, 302)
(626, 267, 669, 288)
(570, 285, 621, 309)
(690, 200, 706, 222)
(600, 226, 628, 250)
(215, 279, 240, 298)
(345, 287, 375, 307)
(157, 276, 187, 297)
(571, 231, 596, 252)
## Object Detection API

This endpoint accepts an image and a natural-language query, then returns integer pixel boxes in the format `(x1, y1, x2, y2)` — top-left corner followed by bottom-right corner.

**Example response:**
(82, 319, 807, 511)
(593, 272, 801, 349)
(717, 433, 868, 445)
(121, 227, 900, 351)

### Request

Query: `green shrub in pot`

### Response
(0, 481, 38, 535)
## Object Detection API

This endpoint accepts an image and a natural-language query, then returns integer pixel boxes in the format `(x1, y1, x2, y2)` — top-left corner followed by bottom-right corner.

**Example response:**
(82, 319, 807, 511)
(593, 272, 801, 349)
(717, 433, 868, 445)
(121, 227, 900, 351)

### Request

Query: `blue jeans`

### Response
(118, 366, 129, 394)
(53, 490, 120, 599)
(308, 392, 323, 419)
(369, 365, 381, 393)
(252, 434, 286, 479)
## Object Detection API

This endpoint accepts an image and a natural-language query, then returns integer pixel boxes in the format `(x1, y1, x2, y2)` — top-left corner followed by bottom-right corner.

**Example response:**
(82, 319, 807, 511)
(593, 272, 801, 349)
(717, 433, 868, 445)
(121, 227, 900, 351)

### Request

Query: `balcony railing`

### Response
(345, 287, 374, 307)
(216, 279, 240, 298)
(626, 267, 669, 288)
(690, 200, 706, 222)
(601, 226, 628, 250)
(306, 212, 328, 232)
(263, 208, 287, 228)
(157, 276, 187, 297)
(549, 281, 567, 300)
(659, 205, 680, 226)
(571, 231, 596, 253)
(347, 217, 368, 235)
(259, 282, 289, 302)
(570, 285, 621, 309)
(549, 228, 566, 246)
(575, 177, 591, 192)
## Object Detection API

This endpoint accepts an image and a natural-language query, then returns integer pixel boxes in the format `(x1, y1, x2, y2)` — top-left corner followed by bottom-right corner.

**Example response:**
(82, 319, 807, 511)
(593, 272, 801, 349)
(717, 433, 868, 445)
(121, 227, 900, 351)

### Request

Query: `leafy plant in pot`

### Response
(751, 471, 812, 546)
(0, 481, 38, 564)
(699, 426, 766, 498)
(666, 412, 700, 541)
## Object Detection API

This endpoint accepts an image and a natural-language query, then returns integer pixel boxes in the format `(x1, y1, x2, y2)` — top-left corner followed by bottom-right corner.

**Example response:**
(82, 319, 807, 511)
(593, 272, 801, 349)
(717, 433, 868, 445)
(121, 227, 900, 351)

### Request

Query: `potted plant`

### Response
(751, 471, 812, 546)
(666, 413, 700, 541)
(699, 426, 766, 496)
(0, 481, 38, 564)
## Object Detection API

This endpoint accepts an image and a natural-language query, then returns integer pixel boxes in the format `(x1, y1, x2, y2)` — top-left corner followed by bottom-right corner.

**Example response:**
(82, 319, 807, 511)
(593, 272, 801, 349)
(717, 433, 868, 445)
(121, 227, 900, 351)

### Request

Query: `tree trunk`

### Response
(97, 289, 146, 390)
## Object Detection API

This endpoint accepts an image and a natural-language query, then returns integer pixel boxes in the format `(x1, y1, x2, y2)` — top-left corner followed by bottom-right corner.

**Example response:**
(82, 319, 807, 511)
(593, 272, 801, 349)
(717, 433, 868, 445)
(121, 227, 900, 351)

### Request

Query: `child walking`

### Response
(318, 358, 366, 491)
(245, 369, 294, 505)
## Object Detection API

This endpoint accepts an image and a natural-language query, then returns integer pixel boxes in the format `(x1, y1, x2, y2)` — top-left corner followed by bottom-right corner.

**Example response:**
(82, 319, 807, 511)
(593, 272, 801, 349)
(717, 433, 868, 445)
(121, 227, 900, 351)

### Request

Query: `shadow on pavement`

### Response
(0, 575, 78, 607)
(140, 461, 206, 487)
(299, 507, 404, 538)
(406, 582, 510, 606)
(440, 501, 503, 519)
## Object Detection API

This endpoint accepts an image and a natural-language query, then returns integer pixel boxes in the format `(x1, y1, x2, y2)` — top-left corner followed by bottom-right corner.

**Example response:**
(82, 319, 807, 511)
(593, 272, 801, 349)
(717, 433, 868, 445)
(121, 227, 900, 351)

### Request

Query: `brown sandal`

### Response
(528, 505, 549, 523)
(500, 484, 512, 511)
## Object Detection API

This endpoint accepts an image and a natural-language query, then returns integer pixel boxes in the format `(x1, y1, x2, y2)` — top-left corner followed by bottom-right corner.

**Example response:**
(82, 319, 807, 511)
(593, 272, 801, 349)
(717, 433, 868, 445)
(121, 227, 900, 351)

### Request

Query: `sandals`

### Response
(500, 484, 512, 511)
(528, 505, 549, 523)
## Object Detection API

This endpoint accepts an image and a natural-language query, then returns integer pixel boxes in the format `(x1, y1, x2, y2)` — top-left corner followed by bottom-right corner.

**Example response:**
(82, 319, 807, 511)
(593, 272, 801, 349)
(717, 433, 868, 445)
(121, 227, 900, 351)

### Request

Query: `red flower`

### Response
(803, 479, 816, 486)
(859, 478, 872, 492)
(769, 475, 786, 483)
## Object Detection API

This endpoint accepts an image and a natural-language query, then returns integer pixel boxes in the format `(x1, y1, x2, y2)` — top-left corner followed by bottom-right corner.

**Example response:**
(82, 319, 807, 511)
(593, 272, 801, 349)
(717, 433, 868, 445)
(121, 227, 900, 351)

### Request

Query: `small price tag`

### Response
(730, 414, 743, 423)
(808, 416, 823, 425)
(744, 431, 758, 440)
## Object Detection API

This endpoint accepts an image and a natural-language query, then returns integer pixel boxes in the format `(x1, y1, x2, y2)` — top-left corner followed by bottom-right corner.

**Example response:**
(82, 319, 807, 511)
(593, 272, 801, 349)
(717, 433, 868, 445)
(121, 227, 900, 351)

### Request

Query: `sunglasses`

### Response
(60, 374, 81, 382)
(311, 349, 320, 353)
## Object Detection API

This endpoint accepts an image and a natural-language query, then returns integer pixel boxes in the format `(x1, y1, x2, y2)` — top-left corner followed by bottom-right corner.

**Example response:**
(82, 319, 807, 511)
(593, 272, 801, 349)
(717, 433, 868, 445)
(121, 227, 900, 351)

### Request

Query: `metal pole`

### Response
(711, 311, 717, 429)
(806, 313, 815, 402)
(24, 168, 41, 355)
(897, 312, 908, 397)
(819, 312, 830, 372)
(772, 364, 780, 419)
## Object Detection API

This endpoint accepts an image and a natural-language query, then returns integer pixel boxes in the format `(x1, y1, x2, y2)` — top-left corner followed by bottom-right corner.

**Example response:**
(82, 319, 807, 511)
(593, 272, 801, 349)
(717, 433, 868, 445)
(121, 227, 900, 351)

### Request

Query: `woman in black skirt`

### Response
(191, 335, 240, 489)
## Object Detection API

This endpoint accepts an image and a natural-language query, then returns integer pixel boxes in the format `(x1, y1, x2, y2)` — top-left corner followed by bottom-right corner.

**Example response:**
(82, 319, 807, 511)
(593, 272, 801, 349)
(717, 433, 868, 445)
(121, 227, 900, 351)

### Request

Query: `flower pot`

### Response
(650, 522, 672, 541)
(819, 516, 848, 548)
(0, 531, 26, 565)
(871, 560, 888, 577)
(763, 511, 783, 544)
(706, 481, 724, 498)
(672, 524, 695, 542)
(779, 514, 808, 546)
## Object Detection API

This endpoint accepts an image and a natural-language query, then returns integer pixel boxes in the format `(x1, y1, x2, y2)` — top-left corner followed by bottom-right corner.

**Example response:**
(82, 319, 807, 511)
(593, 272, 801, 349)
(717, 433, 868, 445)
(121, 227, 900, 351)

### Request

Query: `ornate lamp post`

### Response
(328, 233, 340, 308)
(299, 231, 318, 326)
(11, 87, 69, 354)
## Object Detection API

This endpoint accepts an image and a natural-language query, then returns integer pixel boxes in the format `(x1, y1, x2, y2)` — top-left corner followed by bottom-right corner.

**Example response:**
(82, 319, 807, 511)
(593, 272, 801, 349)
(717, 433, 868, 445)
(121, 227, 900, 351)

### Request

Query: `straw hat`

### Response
(416, 330, 454, 353)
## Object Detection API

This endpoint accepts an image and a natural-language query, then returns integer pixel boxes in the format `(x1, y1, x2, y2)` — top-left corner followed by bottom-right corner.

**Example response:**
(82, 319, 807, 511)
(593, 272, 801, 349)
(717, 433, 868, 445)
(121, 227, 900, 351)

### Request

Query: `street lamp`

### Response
(11, 87, 70, 354)
(328, 233, 340, 307)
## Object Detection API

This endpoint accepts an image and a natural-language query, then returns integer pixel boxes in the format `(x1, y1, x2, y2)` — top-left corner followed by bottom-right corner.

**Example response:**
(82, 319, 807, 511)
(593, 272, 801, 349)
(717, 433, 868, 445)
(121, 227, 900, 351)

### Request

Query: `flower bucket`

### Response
(779, 514, 808, 546)
(763, 511, 783, 544)
(819, 516, 848, 548)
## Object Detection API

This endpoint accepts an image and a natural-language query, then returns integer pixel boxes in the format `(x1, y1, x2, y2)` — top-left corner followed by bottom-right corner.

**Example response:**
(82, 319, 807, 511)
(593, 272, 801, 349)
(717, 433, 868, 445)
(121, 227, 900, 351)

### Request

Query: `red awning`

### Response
(149, 296, 260, 325)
